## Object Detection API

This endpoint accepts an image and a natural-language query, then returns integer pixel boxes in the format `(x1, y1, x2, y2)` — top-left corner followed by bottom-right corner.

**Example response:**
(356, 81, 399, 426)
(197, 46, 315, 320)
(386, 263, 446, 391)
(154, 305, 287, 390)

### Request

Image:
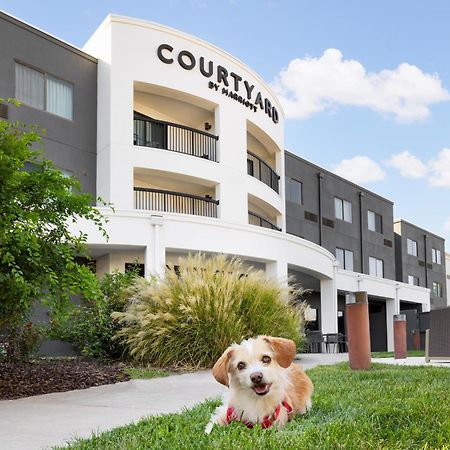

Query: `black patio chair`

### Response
(306, 330, 324, 353)
(324, 333, 340, 353)
(338, 333, 348, 353)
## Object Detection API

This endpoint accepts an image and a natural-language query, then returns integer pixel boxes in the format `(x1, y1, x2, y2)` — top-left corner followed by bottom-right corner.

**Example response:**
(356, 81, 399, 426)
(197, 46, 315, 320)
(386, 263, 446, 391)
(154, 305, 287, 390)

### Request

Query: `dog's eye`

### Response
(262, 355, 271, 364)
(237, 362, 246, 370)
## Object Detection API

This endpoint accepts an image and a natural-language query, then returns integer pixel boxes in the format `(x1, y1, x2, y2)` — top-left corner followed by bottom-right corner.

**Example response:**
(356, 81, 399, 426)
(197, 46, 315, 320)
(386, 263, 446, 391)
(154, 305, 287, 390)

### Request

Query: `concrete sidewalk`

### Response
(0, 353, 347, 450)
(372, 356, 450, 367)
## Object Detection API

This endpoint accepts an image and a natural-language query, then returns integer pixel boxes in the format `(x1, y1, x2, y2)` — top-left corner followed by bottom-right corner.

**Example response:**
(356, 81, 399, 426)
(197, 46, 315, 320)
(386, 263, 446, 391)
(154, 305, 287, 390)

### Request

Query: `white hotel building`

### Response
(1, 12, 434, 351)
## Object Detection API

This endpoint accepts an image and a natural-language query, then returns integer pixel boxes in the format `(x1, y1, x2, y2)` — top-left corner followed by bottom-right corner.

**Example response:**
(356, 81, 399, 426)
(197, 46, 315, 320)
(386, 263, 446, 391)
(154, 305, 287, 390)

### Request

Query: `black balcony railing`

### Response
(133, 112, 219, 162)
(248, 211, 281, 231)
(247, 151, 280, 193)
(134, 187, 219, 218)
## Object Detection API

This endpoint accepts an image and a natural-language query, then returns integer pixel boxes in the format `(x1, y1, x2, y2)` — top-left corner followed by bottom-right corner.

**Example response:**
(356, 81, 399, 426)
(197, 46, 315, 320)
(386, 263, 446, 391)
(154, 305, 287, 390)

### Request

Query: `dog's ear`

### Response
(212, 347, 234, 386)
(263, 336, 296, 368)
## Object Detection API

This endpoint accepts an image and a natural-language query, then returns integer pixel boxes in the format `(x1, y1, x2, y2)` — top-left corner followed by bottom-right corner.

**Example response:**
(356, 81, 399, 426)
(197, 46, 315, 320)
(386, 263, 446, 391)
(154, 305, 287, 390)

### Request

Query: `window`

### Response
(432, 281, 443, 297)
(15, 63, 44, 110)
(334, 197, 352, 222)
(304, 306, 317, 322)
(15, 62, 73, 120)
(60, 168, 74, 178)
(247, 159, 254, 176)
(408, 275, 419, 286)
(125, 263, 145, 277)
(336, 248, 354, 271)
(47, 76, 73, 119)
(432, 248, 442, 265)
(368, 210, 382, 233)
(407, 238, 418, 256)
(369, 256, 384, 278)
(286, 177, 302, 204)
(60, 168, 74, 191)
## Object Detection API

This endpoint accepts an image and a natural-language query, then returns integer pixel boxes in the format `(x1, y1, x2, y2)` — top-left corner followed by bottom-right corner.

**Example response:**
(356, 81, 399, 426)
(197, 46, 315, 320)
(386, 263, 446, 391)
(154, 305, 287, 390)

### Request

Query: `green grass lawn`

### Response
(59, 363, 450, 450)
(123, 367, 174, 379)
(372, 350, 425, 358)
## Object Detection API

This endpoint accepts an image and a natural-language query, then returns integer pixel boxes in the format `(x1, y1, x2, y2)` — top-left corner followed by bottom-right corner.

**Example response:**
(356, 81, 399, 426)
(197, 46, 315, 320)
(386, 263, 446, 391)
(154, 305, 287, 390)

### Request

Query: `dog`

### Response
(205, 336, 313, 433)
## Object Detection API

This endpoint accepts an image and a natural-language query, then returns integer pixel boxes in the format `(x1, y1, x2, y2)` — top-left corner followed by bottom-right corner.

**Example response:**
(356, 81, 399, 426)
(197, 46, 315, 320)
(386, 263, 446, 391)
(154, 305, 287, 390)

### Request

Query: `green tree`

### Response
(0, 100, 106, 361)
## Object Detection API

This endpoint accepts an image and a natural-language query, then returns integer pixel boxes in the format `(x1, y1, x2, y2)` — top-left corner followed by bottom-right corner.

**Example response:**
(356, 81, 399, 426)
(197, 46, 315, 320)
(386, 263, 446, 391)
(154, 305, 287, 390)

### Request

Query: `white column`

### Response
(266, 260, 288, 286)
(214, 103, 247, 224)
(320, 263, 338, 334)
(144, 215, 165, 278)
(385, 298, 397, 352)
(385, 285, 400, 351)
(109, 67, 134, 210)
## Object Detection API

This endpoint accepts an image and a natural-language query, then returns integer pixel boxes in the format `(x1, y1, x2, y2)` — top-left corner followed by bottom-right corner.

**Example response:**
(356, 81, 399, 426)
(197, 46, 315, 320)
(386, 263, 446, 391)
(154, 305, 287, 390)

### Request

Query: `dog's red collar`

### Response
(226, 400, 293, 429)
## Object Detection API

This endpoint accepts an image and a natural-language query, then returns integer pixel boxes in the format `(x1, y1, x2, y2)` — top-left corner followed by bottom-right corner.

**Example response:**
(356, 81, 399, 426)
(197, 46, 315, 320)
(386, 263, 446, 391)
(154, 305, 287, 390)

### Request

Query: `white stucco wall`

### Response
(84, 15, 285, 226)
(77, 15, 431, 351)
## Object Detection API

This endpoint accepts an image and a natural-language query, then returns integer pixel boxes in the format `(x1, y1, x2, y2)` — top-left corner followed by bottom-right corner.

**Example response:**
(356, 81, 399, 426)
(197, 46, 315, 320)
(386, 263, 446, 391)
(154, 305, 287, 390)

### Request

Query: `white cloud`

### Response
(332, 156, 386, 184)
(387, 148, 450, 188)
(386, 151, 429, 178)
(272, 48, 450, 122)
(445, 217, 450, 231)
(428, 148, 450, 187)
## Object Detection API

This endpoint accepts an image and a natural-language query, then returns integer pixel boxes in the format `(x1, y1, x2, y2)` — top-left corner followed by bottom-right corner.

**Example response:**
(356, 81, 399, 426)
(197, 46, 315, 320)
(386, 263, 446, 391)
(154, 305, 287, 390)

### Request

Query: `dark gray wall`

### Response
(394, 220, 446, 309)
(0, 12, 97, 197)
(285, 152, 396, 280)
(368, 299, 387, 351)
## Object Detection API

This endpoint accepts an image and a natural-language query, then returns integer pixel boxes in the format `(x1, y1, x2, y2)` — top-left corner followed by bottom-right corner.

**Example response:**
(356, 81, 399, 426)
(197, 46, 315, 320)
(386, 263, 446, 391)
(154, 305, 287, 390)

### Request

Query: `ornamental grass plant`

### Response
(112, 253, 306, 368)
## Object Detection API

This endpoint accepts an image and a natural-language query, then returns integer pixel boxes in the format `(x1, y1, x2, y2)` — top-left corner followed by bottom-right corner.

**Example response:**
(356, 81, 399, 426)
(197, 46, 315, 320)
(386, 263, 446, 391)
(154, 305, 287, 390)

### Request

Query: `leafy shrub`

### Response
(0, 99, 106, 362)
(50, 269, 142, 359)
(1, 321, 46, 362)
(113, 254, 307, 368)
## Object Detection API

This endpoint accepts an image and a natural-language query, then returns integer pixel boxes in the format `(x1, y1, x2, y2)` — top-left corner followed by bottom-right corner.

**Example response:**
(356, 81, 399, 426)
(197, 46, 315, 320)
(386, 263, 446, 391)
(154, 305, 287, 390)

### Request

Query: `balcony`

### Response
(133, 112, 219, 162)
(247, 151, 280, 193)
(134, 187, 219, 218)
(248, 211, 281, 231)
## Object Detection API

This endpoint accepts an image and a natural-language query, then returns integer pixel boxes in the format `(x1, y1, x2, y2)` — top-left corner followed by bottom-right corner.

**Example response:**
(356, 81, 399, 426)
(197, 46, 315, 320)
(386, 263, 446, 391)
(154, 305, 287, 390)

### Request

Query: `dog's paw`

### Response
(298, 399, 312, 414)
(205, 421, 214, 434)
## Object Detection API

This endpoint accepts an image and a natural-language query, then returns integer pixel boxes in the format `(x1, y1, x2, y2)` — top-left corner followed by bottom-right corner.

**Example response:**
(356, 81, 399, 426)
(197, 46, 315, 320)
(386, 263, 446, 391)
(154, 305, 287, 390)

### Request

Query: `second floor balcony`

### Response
(247, 151, 280, 193)
(134, 187, 219, 218)
(248, 210, 281, 231)
(133, 112, 219, 162)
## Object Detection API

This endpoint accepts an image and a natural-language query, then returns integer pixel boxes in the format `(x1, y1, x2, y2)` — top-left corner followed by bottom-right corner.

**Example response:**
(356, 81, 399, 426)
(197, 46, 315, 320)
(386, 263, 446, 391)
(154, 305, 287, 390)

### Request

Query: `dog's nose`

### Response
(250, 372, 263, 384)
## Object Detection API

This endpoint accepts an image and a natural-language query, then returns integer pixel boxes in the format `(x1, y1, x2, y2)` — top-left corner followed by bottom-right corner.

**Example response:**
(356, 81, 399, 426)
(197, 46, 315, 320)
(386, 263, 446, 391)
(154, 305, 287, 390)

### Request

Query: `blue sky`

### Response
(2, 0, 450, 248)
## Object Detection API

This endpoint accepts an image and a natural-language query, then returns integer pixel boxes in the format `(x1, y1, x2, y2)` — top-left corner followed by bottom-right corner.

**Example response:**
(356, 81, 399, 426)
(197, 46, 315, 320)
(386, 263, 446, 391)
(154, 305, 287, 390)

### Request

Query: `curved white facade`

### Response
(78, 15, 430, 350)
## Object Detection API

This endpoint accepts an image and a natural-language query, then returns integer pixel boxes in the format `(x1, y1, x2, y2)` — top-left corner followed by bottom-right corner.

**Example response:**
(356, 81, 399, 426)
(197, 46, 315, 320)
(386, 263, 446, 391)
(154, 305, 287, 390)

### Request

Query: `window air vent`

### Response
(322, 217, 335, 228)
(304, 211, 318, 222)
(427, 263, 432, 269)
(418, 260, 425, 267)
(0, 104, 8, 119)
(384, 239, 393, 247)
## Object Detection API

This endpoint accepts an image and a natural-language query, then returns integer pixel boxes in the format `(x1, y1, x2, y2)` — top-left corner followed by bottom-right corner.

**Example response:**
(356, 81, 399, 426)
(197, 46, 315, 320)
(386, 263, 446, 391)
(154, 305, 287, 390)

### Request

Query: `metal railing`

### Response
(134, 187, 219, 218)
(133, 112, 219, 162)
(247, 151, 280, 193)
(248, 211, 281, 231)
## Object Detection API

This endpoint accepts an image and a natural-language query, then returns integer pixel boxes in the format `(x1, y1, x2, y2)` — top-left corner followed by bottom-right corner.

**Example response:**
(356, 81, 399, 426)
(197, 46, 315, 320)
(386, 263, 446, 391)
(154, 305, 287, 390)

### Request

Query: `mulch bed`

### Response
(0, 358, 130, 400)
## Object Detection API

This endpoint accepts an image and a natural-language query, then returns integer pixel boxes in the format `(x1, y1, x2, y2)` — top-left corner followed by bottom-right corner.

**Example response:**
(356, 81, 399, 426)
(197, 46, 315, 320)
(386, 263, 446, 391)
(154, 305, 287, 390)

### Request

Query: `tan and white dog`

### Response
(205, 336, 313, 433)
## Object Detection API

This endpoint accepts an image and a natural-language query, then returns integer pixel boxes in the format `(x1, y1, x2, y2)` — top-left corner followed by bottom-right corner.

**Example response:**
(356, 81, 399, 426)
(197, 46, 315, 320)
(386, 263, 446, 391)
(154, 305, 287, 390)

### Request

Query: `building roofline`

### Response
(0, 10, 97, 63)
(285, 150, 394, 204)
(393, 219, 445, 241)
(95, 14, 284, 116)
